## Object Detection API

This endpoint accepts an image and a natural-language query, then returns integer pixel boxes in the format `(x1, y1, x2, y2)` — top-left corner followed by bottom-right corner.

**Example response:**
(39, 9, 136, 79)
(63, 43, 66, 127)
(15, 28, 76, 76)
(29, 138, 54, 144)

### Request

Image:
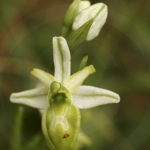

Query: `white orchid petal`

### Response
(53, 37, 71, 83)
(78, 1, 91, 13)
(73, 3, 108, 41)
(31, 68, 55, 90)
(10, 87, 49, 109)
(65, 65, 95, 92)
(72, 85, 120, 109)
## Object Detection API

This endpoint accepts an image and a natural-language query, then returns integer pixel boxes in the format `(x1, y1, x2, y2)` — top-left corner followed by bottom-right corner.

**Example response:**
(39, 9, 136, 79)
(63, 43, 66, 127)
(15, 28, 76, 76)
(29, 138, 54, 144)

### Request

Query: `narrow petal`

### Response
(10, 87, 49, 109)
(53, 37, 71, 83)
(31, 68, 55, 90)
(72, 86, 120, 109)
(65, 65, 95, 92)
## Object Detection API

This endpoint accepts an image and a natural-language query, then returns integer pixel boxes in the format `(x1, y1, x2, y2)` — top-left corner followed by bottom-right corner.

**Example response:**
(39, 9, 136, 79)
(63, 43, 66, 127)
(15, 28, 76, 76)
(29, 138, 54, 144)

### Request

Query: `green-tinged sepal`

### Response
(31, 68, 55, 90)
(61, 0, 80, 37)
(65, 65, 96, 92)
(67, 18, 94, 53)
(42, 81, 80, 150)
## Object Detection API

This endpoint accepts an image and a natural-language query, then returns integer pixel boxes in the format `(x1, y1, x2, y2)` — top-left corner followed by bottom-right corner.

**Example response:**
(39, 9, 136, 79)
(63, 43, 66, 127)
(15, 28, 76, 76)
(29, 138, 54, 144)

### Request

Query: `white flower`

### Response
(73, 2, 108, 41)
(78, 0, 91, 13)
(10, 36, 120, 110)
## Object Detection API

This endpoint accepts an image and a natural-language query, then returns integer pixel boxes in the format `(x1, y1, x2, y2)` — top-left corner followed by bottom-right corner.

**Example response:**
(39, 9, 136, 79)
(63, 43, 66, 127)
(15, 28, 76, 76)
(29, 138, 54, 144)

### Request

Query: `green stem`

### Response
(10, 106, 24, 150)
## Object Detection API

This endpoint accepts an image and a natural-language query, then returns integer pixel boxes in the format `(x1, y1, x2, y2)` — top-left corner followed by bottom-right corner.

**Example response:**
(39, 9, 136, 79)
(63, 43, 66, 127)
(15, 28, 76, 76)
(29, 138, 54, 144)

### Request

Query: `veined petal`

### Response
(72, 85, 120, 109)
(53, 37, 71, 83)
(31, 68, 55, 90)
(73, 3, 108, 41)
(65, 65, 95, 92)
(10, 87, 49, 109)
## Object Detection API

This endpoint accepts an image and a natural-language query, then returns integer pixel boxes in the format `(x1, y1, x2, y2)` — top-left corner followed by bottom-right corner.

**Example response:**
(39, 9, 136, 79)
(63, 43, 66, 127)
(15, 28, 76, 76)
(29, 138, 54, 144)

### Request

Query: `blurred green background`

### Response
(0, 0, 150, 150)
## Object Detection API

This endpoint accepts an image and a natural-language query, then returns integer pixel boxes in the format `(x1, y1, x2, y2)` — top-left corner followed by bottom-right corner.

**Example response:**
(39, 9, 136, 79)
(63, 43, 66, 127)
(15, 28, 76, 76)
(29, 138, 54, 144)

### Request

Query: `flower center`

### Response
(53, 93, 66, 104)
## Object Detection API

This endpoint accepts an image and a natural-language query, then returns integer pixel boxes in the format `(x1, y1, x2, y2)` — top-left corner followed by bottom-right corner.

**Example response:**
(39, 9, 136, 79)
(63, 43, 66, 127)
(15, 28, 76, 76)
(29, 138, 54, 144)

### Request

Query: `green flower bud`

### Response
(61, 0, 80, 37)
(42, 81, 80, 150)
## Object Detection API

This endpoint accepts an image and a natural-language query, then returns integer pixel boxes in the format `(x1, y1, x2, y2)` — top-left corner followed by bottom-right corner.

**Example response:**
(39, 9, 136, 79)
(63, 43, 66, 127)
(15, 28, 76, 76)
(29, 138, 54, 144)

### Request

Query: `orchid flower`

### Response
(10, 36, 120, 111)
(9, 0, 120, 149)
(10, 36, 120, 150)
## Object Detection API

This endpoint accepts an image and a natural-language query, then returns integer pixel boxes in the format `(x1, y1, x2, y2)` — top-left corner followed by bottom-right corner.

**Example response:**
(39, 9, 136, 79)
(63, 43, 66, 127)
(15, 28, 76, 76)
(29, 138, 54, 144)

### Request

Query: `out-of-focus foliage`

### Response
(0, 0, 150, 150)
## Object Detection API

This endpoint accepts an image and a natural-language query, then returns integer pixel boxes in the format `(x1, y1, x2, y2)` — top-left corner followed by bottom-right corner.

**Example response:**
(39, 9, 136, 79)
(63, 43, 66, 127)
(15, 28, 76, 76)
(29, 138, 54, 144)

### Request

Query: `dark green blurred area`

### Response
(0, 0, 150, 150)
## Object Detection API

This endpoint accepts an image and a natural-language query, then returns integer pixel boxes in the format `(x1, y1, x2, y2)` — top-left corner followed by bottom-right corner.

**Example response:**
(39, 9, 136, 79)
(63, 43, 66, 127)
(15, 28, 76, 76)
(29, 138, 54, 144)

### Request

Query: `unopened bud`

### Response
(61, 0, 80, 37)
(78, 0, 91, 13)
(73, 3, 108, 41)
